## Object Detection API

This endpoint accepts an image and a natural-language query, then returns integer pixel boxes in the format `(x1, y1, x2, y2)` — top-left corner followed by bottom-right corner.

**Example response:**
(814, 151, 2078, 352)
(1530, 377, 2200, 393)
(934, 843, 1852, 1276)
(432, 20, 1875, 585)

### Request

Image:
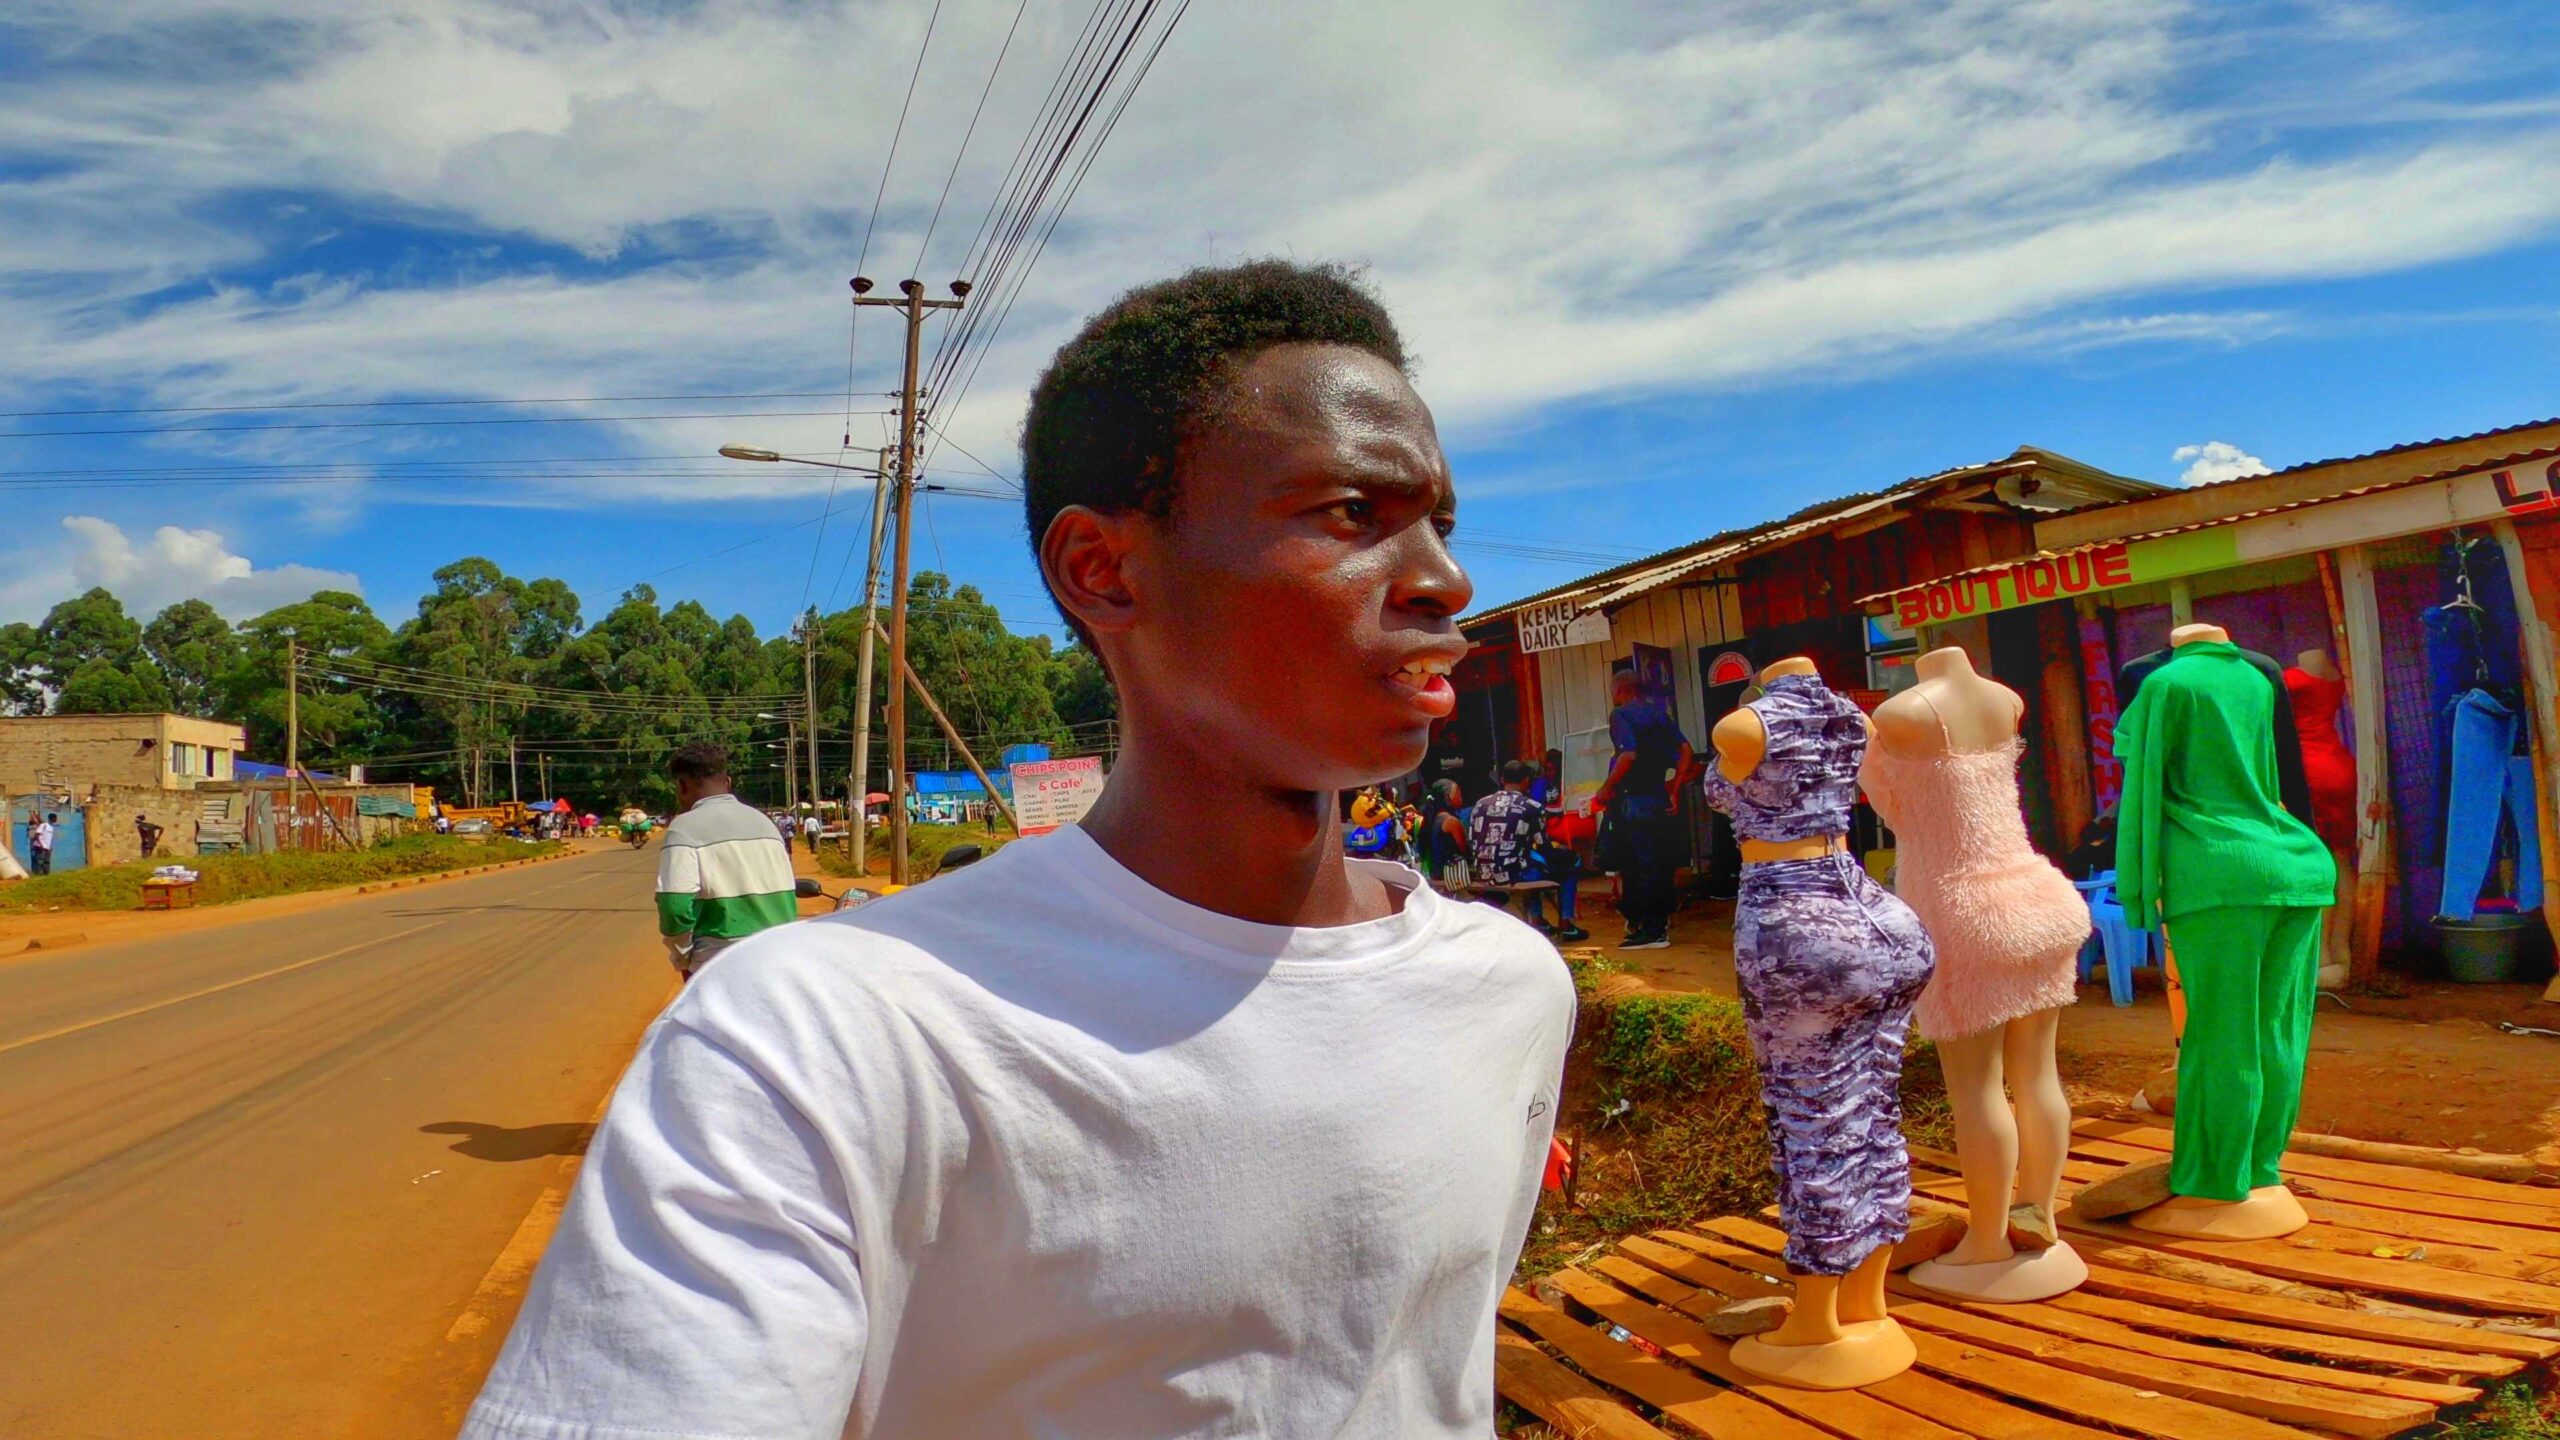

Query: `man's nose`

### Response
(1389, 524, 1473, 619)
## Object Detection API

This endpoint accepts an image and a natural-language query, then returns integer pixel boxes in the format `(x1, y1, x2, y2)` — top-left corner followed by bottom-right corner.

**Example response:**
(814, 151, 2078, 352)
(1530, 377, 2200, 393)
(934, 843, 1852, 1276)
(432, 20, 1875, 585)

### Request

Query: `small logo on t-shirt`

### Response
(1527, 1098, 1549, 1122)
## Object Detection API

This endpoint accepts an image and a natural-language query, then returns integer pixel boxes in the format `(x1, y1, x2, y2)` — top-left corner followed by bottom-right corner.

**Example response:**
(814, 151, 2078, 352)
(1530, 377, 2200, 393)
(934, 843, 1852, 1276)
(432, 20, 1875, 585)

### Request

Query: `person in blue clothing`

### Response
(1417, 779, 1469, 883)
(1524, 749, 1590, 941)
(1591, 670, 1697, 949)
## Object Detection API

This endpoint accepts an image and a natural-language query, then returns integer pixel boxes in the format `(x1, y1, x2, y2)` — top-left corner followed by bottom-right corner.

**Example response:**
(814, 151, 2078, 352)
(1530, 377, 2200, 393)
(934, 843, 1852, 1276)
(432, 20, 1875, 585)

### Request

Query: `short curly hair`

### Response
(1022, 260, 1408, 632)
(666, 740, 730, 783)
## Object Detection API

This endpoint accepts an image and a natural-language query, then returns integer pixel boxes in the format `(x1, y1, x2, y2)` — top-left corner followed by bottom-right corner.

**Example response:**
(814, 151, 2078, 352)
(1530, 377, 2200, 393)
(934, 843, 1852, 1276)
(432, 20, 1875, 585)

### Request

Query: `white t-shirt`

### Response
(464, 825, 1573, 1440)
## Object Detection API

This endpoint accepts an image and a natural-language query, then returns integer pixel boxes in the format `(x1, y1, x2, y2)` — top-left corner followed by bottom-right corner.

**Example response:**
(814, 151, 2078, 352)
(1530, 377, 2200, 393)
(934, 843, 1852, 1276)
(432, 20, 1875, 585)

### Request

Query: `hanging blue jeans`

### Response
(2438, 688, 2544, 920)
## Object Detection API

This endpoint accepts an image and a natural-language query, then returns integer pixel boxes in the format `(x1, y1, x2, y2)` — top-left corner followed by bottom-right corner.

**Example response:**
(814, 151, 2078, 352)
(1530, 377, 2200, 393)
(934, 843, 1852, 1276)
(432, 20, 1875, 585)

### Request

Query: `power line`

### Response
(0, 391, 893, 420)
(0, 410, 890, 440)
(912, 0, 1030, 277)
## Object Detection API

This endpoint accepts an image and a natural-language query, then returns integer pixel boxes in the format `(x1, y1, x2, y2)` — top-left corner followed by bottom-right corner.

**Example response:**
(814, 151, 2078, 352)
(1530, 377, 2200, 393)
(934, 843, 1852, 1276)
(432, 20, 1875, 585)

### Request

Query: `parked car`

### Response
(450, 818, 493, 836)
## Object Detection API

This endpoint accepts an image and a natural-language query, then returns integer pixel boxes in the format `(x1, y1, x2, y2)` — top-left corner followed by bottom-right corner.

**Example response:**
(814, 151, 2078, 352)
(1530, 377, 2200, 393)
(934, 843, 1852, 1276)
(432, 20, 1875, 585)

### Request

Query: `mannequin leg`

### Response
(2319, 847, 2352, 980)
(1838, 1245, 1894, 1324)
(2254, 907, 2322, 1189)
(1934, 1027, 2017, 1266)
(2162, 906, 2266, 1201)
(1765, 1273, 1844, 1347)
(2005, 1008, 2070, 1225)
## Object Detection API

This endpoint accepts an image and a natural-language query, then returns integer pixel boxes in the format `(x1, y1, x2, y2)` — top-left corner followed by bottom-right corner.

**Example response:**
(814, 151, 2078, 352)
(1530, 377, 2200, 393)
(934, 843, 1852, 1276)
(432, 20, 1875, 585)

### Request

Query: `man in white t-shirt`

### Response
(463, 260, 1574, 1440)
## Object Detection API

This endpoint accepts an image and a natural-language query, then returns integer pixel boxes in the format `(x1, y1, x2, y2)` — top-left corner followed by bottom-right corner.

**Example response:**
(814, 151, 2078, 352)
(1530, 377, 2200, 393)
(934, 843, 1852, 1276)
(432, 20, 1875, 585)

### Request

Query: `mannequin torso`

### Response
(1871, 648, 2023, 759)
(1713, 657, 1852, 861)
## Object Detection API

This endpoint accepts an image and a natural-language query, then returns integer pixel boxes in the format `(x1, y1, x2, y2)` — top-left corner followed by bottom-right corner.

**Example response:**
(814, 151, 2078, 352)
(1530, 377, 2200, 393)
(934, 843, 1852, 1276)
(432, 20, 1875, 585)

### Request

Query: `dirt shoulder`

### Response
(0, 838, 600, 962)
(1584, 895, 2560, 1162)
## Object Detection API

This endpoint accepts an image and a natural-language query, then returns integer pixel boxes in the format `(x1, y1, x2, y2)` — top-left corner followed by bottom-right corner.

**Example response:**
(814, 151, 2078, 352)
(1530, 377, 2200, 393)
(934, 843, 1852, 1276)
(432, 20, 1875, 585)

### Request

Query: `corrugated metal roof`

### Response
(2176, 416, 2560, 494)
(1461, 458, 2012, 629)
(1858, 443, 2560, 607)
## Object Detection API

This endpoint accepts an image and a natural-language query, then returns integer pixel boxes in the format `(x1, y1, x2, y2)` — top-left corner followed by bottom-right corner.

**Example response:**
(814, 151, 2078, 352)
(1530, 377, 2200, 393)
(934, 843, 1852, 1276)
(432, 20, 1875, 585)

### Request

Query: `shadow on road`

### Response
(420, 1120, 597, 1162)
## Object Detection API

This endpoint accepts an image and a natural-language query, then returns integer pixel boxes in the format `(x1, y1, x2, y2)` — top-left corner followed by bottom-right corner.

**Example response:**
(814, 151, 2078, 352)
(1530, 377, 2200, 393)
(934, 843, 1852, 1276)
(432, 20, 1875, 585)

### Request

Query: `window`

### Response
(210, 749, 232, 780)
(171, 741, 196, 776)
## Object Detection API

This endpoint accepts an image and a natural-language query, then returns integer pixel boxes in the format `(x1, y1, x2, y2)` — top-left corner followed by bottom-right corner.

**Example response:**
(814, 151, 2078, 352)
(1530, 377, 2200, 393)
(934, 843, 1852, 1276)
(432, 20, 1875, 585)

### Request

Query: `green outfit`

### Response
(2114, 641, 2337, 1202)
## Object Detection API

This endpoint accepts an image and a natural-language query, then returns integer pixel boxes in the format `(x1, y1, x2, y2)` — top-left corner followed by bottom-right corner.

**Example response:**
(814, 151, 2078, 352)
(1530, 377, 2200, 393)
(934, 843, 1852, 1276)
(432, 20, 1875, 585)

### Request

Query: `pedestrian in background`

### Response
(136, 813, 163, 859)
(29, 812, 56, 876)
(652, 744, 797, 982)
(1592, 670, 1698, 949)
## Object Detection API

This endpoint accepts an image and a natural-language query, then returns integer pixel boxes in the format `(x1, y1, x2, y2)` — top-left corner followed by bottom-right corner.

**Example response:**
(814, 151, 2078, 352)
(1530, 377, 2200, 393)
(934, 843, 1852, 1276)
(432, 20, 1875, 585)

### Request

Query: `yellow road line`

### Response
(0, 919, 442, 1057)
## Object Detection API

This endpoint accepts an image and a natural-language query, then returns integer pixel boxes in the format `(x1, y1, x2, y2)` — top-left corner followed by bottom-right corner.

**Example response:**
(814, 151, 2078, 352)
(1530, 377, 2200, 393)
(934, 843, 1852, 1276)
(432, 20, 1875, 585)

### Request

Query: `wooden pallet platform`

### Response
(1498, 1120, 2560, 1438)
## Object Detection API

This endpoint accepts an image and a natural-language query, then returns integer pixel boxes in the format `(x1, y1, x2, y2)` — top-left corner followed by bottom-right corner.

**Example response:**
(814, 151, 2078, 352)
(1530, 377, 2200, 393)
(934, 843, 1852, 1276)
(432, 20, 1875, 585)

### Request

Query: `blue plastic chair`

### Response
(2073, 871, 2151, 1007)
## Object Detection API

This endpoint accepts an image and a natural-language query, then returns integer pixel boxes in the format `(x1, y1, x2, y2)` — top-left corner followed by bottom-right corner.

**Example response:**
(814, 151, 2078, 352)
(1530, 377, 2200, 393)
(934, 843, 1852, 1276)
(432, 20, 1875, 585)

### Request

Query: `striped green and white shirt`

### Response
(656, 793, 798, 943)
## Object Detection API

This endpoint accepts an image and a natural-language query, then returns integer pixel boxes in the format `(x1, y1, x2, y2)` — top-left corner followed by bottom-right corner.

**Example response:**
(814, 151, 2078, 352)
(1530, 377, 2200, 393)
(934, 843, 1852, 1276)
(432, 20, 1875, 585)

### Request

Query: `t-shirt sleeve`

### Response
(1608, 705, 1637, 753)
(461, 1017, 866, 1440)
(654, 839, 700, 938)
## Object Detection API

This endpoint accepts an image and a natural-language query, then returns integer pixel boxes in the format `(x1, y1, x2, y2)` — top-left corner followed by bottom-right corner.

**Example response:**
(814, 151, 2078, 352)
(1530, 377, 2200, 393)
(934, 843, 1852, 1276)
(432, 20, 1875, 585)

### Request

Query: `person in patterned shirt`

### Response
(1468, 760, 1547, 902)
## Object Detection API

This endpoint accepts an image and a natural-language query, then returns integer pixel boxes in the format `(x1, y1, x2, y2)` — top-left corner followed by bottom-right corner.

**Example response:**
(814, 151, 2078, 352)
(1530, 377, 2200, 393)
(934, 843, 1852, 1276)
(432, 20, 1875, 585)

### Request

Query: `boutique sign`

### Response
(1884, 531, 2239, 628)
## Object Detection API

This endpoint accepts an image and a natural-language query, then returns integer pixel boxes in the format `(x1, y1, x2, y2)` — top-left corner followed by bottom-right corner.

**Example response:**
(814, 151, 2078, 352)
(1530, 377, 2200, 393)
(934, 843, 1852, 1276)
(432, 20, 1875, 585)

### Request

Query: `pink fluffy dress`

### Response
(1861, 738, 2089, 1040)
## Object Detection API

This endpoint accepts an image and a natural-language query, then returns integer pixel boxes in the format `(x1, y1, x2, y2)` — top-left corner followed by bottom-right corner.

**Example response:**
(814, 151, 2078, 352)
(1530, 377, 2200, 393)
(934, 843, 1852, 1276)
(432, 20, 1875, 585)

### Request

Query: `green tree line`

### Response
(0, 560, 1114, 814)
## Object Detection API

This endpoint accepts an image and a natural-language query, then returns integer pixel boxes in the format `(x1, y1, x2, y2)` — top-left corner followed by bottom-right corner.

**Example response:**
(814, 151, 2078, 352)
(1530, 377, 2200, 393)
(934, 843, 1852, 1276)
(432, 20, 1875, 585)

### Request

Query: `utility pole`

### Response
(285, 641, 299, 782)
(802, 607, 821, 825)
(509, 738, 520, 808)
(852, 275, 964, 885)
(847, 445, 894, 871)
(784, 720, 799, 812)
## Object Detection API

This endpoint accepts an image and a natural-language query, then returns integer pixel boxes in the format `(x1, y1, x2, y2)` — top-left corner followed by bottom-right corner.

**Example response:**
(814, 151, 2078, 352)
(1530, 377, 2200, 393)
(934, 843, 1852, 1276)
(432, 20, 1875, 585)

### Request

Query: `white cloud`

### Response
(0, 0, 2554, 511)
(2172, 440, 2276, 487)
(0, 516, 362, 623)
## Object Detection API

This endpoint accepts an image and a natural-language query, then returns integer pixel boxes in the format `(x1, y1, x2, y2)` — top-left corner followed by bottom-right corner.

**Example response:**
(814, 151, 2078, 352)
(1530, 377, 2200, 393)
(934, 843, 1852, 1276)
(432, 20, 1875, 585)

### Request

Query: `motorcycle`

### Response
(793, 844, 983, 913)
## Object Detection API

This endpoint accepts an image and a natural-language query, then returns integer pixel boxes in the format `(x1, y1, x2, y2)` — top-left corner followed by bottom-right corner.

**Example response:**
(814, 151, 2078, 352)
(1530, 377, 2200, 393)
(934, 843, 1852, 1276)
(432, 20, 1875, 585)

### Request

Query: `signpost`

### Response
(1007, 756, 1106, 836)
(1517, 599, 1611, 654)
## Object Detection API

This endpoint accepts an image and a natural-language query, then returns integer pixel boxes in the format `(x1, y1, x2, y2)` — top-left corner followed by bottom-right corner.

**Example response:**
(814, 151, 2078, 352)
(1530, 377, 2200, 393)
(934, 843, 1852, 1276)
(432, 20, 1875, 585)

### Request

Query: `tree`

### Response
(142, 599, 242, 717)
(0, 622, 42, 715)
(891, 573, 1069, 770)
(54, 654, 171, 714)
(225, 591, 392, 767)
(1045, 643, 1115, 734)
(34, 588, 143, 693)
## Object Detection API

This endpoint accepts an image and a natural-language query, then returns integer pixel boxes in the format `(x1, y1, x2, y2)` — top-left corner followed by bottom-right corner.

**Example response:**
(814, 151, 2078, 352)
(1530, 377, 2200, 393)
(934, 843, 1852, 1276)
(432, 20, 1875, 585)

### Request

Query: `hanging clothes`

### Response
(2281, 667, 2357, 852)
(2438, 688, 2546, 921)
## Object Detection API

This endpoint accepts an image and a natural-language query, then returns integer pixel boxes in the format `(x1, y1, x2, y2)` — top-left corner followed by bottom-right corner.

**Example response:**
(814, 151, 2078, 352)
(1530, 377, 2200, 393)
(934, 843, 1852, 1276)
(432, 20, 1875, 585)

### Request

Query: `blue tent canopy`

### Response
(911, 770, 985, 796)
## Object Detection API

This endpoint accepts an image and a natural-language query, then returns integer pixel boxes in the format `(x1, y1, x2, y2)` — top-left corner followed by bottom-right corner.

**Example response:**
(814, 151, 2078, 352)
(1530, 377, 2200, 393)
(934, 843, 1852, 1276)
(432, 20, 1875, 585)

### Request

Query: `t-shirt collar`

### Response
(1041, 823, 1440, 971)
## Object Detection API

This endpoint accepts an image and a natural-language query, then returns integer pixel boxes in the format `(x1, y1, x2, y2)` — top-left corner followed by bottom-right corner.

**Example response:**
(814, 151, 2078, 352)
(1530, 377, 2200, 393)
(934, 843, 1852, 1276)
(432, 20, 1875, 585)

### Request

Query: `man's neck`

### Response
(1077, 722, 1387, 929)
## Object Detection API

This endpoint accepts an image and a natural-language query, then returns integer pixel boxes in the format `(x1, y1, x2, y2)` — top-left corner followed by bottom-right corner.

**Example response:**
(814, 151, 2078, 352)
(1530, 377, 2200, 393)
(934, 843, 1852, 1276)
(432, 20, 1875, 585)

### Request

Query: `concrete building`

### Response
(0, 713, 246, 796)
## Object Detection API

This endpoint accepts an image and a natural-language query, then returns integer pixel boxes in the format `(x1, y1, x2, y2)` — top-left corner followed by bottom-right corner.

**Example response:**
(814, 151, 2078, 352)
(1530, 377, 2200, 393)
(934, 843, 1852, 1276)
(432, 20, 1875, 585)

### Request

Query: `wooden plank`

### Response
(2067, 1244, 2560, 1363)
(2058, 1209, 2560, 1315)
(2041, 1287, 2517, 1382)
(1495, 1330, 1681, 1440)
(1912, 1171, 2560, 1281)
(1690, 1218, 2438, 1439)
(1499, 1290, 1834, 1440)
(2062, 1133, 2560, 1233)
(1895, 1282, 2477, 1408)
(1543, 1267, 1974, 1440)
(1598, 1251, 2123, 1440)
(2077, 1118, 2560, 1210)
(1893, 1298, 2435, 1438)
(1901, 1328, 2313, 1440)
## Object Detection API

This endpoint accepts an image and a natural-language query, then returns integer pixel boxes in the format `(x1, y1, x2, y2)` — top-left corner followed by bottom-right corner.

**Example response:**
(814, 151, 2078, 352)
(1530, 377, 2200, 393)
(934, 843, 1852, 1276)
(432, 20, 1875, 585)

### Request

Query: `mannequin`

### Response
(1863, 648, 2090, 1303)
(1705, 657, 1933, 1389)
(2283, 648, 2356, 986)
(2112, 623, 2332, 1240)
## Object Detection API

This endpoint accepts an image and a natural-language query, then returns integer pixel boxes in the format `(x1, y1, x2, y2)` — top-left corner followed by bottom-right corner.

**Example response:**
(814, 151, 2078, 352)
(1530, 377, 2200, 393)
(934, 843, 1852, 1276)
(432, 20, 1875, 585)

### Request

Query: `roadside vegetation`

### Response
(1515, 952, 1955, 1280)
(0, 834, 562, 912)
(817, 821, 1021, 883)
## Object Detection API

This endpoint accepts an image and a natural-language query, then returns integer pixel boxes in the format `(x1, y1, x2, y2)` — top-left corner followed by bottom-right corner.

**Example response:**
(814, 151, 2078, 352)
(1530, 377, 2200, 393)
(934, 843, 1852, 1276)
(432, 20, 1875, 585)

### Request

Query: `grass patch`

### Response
(817, 822, 1021, 882)
(1517, 960, 1953, 1279)
(2438, 1383, 2560, 1439)
(0, 835, 562, 912)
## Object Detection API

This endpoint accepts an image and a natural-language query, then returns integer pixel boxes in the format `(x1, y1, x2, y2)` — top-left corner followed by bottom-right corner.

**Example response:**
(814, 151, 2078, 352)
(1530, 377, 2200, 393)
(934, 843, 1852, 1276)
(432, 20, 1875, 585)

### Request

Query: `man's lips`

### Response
(1383, 654, 1459, 719)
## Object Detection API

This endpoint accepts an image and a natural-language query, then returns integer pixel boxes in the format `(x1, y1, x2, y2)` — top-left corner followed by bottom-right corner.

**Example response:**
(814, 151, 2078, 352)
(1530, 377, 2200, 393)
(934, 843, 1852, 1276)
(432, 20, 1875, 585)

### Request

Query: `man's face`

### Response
(1108, 343, 1472, 794)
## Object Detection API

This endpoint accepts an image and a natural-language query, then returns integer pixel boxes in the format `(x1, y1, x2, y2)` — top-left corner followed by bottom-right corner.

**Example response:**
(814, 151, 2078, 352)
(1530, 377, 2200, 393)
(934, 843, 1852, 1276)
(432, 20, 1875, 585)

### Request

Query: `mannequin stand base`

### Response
(1909, 1243, 2088, 1303)
(1729, 1318, 1916, 1390)
(2129, 1186, 2308, 1240)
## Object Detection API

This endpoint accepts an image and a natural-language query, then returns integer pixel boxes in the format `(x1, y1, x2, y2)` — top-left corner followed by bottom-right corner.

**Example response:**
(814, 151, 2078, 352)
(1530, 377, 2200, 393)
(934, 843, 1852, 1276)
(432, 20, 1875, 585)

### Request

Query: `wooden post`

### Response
(847, 448, 893, 868)
(802, 606, 822, 832)
(2489, 520, 2560, 1002)
(2334, 546, 2393, 984)
(871, 618, 1017, 832)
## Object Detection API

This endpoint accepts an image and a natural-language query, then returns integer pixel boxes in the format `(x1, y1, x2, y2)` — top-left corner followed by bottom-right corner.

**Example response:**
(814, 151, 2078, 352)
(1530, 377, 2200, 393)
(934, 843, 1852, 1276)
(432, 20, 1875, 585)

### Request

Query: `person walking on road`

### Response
(1591, 669, 1697, 949)
(465, 260, 1572, 1440)
(799, 810, 822, 855)
(29, 813, 56, 876)
(136, 813, 163, 859)
(651, 743, 796, 982)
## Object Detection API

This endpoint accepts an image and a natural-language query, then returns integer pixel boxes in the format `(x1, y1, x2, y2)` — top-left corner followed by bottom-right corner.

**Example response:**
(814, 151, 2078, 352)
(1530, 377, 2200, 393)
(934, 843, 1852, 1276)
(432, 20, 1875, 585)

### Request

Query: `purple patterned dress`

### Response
(1703, 673, 1935, 1276)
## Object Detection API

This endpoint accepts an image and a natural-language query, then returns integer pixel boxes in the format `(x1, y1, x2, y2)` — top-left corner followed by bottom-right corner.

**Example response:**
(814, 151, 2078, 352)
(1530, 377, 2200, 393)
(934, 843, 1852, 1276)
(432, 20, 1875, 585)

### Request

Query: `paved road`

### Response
(0, 844, 678, 1439)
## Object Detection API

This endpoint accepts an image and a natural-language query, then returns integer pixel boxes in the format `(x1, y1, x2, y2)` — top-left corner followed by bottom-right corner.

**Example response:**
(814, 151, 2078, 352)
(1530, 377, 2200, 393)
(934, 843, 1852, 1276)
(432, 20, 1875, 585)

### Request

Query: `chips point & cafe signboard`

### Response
(1517, 598, 1612, 654)
(1876, 453, 2560, 628)
(1007, 755, 1105, 836)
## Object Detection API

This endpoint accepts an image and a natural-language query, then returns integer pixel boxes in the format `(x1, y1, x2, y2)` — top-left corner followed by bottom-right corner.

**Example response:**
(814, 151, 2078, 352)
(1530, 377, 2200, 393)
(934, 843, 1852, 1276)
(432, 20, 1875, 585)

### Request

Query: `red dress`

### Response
(2282, 667, 2356, 850)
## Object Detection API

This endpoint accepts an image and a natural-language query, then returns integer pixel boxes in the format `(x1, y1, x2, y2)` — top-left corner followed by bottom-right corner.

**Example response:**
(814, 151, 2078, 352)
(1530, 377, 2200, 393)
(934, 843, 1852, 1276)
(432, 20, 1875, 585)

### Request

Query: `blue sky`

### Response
(3, 0, 2556, 639)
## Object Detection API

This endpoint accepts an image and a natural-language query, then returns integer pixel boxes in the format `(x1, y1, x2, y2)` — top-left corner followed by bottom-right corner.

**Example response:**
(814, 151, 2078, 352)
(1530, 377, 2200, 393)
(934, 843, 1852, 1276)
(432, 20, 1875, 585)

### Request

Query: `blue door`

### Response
(8, 797, 85, 873)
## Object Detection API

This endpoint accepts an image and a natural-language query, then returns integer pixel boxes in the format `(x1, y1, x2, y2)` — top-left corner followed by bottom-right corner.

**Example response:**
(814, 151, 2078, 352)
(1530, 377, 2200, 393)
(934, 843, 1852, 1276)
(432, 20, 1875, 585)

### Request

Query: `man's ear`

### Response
(1040, 505, 1143, 638)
